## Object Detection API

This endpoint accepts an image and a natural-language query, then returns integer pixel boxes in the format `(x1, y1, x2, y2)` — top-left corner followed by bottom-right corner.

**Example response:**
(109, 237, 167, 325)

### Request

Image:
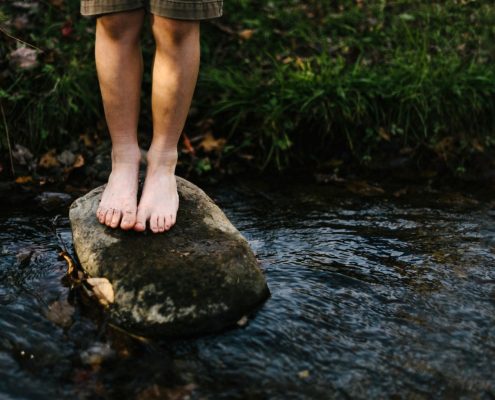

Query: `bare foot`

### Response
(96, 146, 141, 230)
(134, 148, 179, 233)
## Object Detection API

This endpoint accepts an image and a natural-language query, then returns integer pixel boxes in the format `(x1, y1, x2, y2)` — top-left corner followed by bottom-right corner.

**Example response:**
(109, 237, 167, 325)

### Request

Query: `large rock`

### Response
(69, 177, 270, 337)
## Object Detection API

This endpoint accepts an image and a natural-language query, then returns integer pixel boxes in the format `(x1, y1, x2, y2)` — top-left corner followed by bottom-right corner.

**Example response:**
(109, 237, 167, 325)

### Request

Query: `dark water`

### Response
(1, 178, 495, 399)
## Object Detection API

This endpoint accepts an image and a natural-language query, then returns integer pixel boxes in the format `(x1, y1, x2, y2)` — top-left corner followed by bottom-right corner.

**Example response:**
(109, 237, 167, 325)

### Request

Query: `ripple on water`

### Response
(1, 181, 495, 399)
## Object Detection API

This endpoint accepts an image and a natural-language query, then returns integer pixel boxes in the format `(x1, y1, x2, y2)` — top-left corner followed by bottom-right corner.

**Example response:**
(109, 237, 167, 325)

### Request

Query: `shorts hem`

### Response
(149, 0, 223, 20)
(80, 1, 144, 17)
(80, 0, 223, 19)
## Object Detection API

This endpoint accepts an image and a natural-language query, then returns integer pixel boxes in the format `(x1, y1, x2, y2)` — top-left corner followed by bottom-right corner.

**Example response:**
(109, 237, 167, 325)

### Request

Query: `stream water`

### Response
(1, 177, 495, 399)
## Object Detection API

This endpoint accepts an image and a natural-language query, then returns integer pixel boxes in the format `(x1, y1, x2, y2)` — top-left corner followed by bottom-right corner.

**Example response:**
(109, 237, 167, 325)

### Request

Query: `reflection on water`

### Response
(1, 178, 495, 399)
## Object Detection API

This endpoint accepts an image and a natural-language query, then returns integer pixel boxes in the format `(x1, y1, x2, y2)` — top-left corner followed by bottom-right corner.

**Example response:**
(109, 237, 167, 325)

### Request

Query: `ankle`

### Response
(146, 146, 178, 173)
(111, 144, 141, 166)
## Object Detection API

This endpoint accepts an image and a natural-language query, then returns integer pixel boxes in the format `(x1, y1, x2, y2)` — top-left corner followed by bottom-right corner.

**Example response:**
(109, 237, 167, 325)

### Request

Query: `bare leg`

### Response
(134, 16, 200, 233)
(95, 9, 145, 230)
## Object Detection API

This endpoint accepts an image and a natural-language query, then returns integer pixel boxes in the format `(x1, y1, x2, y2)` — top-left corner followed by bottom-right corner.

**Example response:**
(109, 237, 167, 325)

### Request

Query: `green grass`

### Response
(1, 0, 495, 176)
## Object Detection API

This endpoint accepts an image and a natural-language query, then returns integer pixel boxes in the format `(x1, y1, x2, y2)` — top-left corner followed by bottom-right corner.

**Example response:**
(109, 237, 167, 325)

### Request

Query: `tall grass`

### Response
(1, 0, 494, 174)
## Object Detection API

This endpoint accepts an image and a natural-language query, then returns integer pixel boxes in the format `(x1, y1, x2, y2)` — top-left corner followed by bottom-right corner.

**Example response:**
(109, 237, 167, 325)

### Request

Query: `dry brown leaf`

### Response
(472, 138, 484, 153)
(198, 131, 226, 153)
(182, 133, 195, 155)
(59, 250, 77, 276)
(15, 175, 33, 184)
(86, 277, 115, 306)
(38, 149, 60, 169)
(378, 127, 391, 141)
(73, 154, 85, 168)
(238, 29, 254, 40)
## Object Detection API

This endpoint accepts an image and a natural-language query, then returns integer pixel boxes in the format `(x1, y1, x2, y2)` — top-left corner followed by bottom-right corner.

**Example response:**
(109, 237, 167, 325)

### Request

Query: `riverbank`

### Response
(1, 0, 495, 182)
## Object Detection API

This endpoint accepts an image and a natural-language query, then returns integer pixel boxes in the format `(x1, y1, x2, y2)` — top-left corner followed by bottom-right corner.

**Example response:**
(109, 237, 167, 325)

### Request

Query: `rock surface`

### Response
(69, 177, 270, 337)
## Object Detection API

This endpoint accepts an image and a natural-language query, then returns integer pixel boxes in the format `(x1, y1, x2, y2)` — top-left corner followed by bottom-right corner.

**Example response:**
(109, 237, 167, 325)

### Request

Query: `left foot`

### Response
(134, 148, 179, 233)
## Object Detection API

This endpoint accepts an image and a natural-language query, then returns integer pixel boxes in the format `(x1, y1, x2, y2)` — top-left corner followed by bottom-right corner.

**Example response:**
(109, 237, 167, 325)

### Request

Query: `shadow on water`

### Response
(1, 177, 495, 399)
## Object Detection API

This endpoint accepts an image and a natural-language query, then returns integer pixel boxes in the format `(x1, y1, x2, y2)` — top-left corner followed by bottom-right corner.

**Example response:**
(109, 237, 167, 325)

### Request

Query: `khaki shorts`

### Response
(80, 0, 223, 20)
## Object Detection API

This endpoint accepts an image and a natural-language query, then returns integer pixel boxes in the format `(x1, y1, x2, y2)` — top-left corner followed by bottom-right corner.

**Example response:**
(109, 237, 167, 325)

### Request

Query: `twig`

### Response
(0, 101, 15, 177)
(0, 26, 43, 52)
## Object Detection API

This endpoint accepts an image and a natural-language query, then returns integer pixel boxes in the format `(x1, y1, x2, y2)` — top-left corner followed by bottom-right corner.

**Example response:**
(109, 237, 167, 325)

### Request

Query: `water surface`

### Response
(1, 178, 494, 399)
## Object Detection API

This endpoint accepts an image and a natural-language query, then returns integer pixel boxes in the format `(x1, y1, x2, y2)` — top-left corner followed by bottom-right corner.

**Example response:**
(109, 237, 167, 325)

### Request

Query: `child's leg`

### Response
(94, 9, 145, 230)
(134, 16, 200, 233)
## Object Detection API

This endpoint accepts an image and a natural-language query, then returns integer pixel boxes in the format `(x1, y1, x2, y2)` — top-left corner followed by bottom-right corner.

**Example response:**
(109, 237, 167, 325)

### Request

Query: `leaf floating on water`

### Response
(86, 277, 115, 306)
(44, 299, 75, 328)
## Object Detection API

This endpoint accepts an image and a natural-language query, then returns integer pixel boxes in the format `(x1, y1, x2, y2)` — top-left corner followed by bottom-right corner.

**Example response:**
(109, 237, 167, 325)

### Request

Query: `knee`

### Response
(151, 16, 199, 48)
(96, 10, 144, 43)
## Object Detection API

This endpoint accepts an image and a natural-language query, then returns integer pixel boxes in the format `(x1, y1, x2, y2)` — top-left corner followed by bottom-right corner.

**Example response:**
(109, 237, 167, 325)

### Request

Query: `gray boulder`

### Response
(69, 177, 270, 337)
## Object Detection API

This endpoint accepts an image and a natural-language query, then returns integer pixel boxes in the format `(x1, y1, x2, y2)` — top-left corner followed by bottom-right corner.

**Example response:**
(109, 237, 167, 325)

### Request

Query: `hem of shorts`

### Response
(149, 0, 223, 20)
(80, 2, 144, 17)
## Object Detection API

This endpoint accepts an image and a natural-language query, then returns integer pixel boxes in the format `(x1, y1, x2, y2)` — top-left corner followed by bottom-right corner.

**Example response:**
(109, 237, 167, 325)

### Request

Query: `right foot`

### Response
(96, 146, 141, 230)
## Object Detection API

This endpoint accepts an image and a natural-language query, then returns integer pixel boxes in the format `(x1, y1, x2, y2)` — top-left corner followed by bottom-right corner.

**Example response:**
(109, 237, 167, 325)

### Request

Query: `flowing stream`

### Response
(1, 177, 495, 399)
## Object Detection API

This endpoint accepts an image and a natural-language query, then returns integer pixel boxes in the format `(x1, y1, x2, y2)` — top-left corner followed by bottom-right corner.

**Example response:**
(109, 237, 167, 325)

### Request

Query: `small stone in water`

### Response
(236, 315, 249, 327)
(298, 369, 310, 379)
(80, 342, 115, 366)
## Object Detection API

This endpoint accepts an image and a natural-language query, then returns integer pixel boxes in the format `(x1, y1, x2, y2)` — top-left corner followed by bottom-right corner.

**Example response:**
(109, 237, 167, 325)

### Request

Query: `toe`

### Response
(170, 213, 176, 227)
(97, 207, 105, 223)
(121, 208, 137, 230)
(158, 216, 165, 232)
(105, 209, 114, 226)
(150, 213, 159, 233)
(164, 214, 172, 231)
(110, 209, 122, 228)
(134, 208, 147, 232)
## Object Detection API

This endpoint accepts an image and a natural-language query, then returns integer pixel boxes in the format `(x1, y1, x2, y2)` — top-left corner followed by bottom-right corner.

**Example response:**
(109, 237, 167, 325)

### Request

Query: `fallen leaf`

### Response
(238, 29, 254, 40)
(44, 299, 75, 328)
(182, 133, 195, 155)
(15, 175, 33, 184)
(38, 149, 60, 169)
(378, 127, 391, 141)
(13, 15, 29, 30)
(9, 47, 39, 70)
(12, 144, 33, 165)
(59, 250, 77, 276)
(198, 131, 226, 153)
(86, 277, 114, 306)
(472, 138, 484, 153)
(73, 154, 85, 168)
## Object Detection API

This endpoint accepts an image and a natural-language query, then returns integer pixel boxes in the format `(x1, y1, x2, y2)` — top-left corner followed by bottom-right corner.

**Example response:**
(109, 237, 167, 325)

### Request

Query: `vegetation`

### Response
(1, 0, 495, 177)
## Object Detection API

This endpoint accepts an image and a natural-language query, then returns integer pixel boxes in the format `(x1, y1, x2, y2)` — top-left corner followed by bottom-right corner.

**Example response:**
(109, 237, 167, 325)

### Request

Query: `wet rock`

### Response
(69, 177, 270, 337)
(35, 191, 72, 211)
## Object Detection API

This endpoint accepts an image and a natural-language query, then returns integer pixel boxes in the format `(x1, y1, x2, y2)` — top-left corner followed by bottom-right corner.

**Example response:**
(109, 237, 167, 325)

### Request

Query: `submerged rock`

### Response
(69, 177, 270, 337)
